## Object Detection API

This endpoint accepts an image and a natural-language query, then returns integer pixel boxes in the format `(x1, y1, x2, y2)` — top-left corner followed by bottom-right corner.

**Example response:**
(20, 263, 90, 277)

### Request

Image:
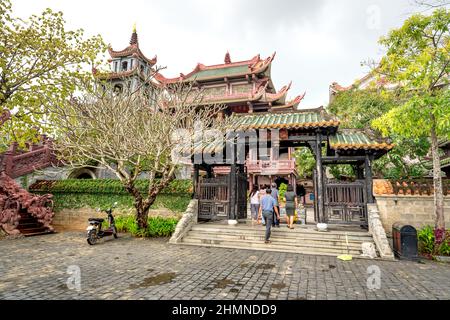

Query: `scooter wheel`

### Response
(87, 230, 97, 245)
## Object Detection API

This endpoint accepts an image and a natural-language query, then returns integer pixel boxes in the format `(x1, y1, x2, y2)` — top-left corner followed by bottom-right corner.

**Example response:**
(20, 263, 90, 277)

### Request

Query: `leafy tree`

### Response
(0, 0, 106, 150)
(328, 89, 395, 129)
(371, 9, 450, 242)
(293, 147, 315, 178)
(328, 88, 431, 179)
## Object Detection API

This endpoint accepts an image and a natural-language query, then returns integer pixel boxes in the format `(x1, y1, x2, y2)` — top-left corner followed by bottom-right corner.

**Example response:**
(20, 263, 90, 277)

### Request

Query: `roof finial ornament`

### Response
(130, 23, 138, 45)
(224, 51, 231, 64)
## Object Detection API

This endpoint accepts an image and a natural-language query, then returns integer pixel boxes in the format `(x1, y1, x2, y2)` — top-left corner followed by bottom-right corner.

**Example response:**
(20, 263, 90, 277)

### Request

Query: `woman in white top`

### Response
(249, 185, 260, 222)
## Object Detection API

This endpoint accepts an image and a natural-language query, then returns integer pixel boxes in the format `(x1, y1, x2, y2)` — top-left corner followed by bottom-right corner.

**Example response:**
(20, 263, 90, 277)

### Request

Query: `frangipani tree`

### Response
(371, 9, 450, 242)
(50, 77, 229, 230)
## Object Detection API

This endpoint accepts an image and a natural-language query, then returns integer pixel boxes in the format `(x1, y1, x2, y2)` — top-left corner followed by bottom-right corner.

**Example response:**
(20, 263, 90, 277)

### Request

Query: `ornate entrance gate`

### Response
(197, 175, 229, 220)
(324, 180, 367, 225)
(196, 166, 248, 221)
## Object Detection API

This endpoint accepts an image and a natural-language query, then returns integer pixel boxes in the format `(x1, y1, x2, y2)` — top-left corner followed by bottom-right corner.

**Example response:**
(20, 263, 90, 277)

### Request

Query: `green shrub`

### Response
(418, 225, 435, 255)
(279, 183, 288, 200)
(438, 240, 450, 256)
(146, 217, 179, 237)
(110, 215, 178, 238)
(437, 230, 450, 256)
(417, 226, 450, 257)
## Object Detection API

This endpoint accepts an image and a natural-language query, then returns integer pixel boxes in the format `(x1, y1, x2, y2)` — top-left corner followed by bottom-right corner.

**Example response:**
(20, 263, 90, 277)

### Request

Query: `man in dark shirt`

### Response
(258, 189, 280, 243)
(270, 183, 280, 227)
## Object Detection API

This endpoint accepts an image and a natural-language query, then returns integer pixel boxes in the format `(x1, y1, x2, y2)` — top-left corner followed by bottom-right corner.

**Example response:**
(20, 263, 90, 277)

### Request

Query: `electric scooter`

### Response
(86, 202, 118, 245)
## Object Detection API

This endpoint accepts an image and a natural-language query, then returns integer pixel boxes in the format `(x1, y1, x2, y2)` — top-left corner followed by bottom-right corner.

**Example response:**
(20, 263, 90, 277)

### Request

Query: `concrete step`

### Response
(185, 232, 370, 249)
(193, 223, 370, 236)
(190, 226, 372, 241)
(181, 222, 378, 258)
(181, 238, 366, 257)
(184, 235, 367, 252)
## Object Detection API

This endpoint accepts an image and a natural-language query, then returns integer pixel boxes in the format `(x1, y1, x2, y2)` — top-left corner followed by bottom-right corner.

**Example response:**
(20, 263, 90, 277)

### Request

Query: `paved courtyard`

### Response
(0, 232, 449, 300)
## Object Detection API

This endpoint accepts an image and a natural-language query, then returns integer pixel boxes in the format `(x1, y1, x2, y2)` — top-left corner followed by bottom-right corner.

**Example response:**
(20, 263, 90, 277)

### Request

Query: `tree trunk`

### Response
(430, 117, 445, 243)
(135, 204, 150, 230)
(124, 182, 149, 230)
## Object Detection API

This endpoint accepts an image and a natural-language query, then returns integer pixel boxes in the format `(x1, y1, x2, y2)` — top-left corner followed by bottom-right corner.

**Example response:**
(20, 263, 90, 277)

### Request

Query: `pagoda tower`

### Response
(99, 25, 158, 92)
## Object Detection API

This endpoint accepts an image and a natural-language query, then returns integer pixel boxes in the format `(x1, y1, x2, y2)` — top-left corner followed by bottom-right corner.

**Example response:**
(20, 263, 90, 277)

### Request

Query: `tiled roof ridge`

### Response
(155, 52, 275, 84)
(231, 105, 326, 117)
(96, 65, 151, 81)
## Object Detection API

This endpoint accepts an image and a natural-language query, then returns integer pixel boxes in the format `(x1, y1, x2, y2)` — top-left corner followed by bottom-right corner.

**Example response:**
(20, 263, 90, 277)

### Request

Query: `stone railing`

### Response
(1, 138, 57, 178)
(367, 203, 395, 260)
(169, 199, 198, 244)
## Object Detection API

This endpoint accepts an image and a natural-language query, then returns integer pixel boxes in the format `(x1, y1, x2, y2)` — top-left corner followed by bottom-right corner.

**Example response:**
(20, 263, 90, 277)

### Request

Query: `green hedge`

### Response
(29, 179, 192, 213)
(29, 179, 193, 195)
(46, 192, 191, 213)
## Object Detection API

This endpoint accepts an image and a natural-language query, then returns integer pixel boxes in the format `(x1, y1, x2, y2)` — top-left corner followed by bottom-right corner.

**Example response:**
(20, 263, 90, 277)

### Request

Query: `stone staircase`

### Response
(181, 221, 377, 258)
(17, 211, 54, 237)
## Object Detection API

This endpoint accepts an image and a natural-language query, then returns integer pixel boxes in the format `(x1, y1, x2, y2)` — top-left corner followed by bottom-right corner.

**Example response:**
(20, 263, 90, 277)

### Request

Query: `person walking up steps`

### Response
(258, 188, 279, 244)
(249, 185, 260, 223)
(284, 185, 298, 229)
(271, 183, 280, 228)
(259, 185, 267, 226)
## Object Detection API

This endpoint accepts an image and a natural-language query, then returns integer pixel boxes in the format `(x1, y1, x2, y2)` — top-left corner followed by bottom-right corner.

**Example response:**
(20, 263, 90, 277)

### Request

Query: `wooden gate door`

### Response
(236, 170, 248, 220)
(197, 176, 229, 220)
(324, 180, 367, 226)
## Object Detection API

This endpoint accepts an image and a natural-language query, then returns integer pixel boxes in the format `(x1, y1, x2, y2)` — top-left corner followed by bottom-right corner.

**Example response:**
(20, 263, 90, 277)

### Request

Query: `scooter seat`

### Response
(88, 218, 104, 223)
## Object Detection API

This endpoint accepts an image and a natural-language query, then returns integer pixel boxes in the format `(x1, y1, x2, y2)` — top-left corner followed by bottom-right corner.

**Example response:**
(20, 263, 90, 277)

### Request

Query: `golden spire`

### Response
(130, 23, 138, 45)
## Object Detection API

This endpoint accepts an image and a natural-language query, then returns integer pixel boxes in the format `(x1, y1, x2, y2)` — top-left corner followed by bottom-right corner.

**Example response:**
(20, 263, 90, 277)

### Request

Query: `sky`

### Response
(10, 0, 439, 108)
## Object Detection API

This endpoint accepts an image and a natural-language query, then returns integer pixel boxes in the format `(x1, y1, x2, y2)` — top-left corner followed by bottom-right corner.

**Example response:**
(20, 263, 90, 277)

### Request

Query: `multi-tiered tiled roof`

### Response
(154, 51, 305, 111)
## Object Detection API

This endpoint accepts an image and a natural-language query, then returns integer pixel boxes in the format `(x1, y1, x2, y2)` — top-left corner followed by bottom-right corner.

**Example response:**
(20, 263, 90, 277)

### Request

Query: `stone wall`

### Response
(52, 207, 180, 232)
(375, 195, 450, 234)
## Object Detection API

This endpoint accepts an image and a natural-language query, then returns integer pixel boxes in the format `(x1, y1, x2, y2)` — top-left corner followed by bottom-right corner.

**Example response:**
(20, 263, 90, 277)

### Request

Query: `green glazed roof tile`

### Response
(329, 130, 394, 150)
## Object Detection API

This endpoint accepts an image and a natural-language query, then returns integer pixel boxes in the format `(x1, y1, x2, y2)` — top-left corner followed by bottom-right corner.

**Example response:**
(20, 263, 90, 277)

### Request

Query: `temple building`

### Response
(101, 28, 307, 189)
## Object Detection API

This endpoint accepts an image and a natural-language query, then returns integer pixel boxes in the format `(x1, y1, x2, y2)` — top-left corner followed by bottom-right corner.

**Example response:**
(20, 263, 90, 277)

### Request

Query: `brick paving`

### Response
(0, 232, 449, 300)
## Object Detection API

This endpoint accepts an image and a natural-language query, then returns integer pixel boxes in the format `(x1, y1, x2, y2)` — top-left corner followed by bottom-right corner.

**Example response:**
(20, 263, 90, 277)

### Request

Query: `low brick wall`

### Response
(52, 207, 180, 232)
(375, 195, 450, 234)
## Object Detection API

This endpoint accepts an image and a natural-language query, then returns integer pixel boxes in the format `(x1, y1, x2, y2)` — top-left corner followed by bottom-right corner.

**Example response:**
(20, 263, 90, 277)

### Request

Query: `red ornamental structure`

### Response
(0, 171, 54, 236)
(0, 112, 55, 236)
